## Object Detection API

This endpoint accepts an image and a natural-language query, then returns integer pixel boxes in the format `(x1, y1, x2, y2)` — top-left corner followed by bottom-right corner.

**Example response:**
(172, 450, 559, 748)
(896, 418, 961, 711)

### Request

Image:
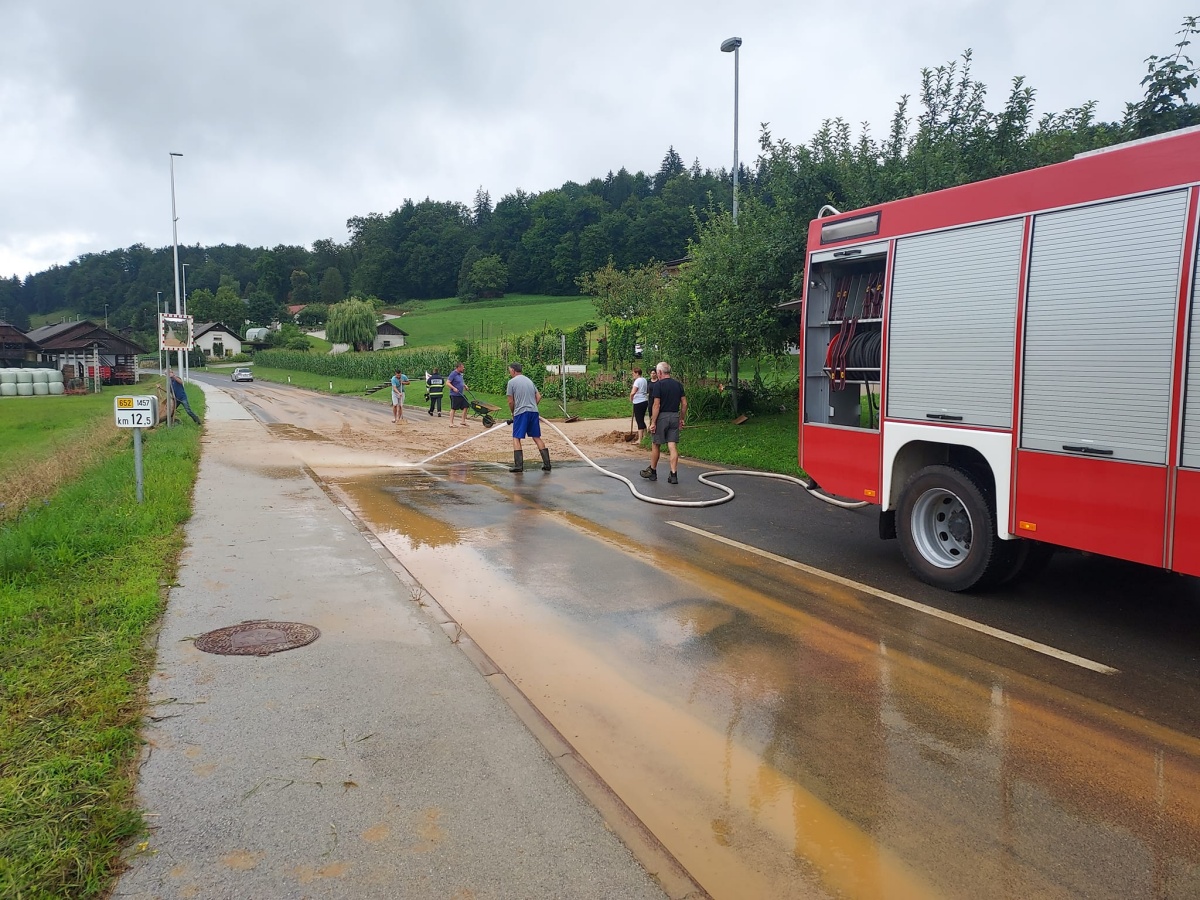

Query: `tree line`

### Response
(584, 20, 1200, 402)
(0, 17, 1195, 373)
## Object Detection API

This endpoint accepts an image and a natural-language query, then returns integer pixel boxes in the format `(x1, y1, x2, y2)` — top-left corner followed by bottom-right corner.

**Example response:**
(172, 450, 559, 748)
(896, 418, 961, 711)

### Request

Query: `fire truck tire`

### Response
(897, 464, 1005, 592)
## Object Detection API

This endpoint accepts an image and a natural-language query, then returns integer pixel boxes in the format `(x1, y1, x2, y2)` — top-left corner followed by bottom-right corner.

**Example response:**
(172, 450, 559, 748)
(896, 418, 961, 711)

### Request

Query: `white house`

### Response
(193, 322, 243, 359)
(372, 320, 409, 351)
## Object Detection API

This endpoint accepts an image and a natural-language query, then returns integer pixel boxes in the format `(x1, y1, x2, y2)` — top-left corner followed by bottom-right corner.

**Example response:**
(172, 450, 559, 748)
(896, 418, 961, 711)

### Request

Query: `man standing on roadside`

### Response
(641, 361, 685, 484)
(167, 369, 201, 425)
(447, 362, 470, 427)
(390, 369, 410, 424)
(426, 368, 445, 417)
(505, 362, 551, 473)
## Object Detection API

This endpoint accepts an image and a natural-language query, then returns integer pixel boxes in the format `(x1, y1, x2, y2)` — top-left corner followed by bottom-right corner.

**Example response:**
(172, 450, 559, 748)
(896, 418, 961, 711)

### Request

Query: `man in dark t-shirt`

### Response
(640, 361, 686, 484)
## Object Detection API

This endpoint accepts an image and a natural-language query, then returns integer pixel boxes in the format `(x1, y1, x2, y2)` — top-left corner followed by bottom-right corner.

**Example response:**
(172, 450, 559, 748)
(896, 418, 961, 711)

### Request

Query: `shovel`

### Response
(624, 414, 638, 442)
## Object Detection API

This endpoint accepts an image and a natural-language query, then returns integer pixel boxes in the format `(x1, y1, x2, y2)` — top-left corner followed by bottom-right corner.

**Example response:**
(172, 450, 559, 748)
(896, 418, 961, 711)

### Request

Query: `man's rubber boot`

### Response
(540, 448, 552, 471)
(509, 450, 524, 473)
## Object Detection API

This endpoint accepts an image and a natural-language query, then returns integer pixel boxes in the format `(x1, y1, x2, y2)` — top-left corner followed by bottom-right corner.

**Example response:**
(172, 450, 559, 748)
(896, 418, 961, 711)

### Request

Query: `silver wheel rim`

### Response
(911, 488, 973, 569)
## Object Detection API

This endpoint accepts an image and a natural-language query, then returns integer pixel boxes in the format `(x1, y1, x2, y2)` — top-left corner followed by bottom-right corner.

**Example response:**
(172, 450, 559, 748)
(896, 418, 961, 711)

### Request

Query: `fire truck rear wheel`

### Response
(897, 464, 1004, 592)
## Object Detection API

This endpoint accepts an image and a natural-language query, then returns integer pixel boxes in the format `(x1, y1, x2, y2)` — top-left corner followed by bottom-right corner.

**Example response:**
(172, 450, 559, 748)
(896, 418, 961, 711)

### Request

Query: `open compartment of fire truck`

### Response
(803, 241, 886, 430)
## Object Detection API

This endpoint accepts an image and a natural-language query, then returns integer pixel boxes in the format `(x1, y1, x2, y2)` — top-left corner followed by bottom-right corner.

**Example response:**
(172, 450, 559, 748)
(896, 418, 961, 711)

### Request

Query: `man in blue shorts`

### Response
(505, 362, 550, 473)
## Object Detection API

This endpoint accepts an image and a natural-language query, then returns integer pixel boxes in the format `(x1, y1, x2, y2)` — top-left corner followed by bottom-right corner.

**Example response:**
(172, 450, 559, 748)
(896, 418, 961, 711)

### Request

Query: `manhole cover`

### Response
(194, 620, 320, 657)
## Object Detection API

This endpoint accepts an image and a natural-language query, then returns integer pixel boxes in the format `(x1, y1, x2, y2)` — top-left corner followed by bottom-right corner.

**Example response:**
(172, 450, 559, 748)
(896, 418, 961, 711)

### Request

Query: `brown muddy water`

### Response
(326, 465, 1200, 900)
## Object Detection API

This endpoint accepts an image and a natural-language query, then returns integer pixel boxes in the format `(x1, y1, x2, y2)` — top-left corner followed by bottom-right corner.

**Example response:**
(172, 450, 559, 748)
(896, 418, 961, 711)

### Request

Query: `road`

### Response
(209, 374, 1200, 899)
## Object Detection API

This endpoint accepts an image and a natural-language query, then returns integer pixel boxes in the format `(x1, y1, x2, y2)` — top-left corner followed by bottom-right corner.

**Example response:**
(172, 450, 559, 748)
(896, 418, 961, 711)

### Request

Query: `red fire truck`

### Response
(799, 125, 1200, 590)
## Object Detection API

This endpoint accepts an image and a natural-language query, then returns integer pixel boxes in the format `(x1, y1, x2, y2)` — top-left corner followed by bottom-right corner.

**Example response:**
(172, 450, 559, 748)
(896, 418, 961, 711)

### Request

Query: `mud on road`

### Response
(220, 379, 648, 474)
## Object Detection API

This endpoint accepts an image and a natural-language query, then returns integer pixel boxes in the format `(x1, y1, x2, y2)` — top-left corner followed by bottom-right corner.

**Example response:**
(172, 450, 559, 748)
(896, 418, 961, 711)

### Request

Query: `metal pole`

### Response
(561, 333, 567, 415)
(721, 37, 743, 416)
(181, 262, 189, 382)
(157, 291, 163, 375)
(133, 428, 145, 503)
(732, 45, 739, 224)
(169, 152, 184, 382)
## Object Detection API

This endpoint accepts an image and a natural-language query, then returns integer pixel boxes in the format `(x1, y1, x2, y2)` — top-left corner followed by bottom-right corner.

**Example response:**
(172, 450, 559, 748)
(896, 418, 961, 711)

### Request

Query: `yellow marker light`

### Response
(1018, 521, 1037, 532)
(864, 488, 877, 498)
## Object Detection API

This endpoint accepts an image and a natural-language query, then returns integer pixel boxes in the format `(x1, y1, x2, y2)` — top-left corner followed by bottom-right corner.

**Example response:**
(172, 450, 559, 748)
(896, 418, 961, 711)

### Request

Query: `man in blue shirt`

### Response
(447, 362, 469, 427)
(390, 369, 410, 424)
(168, 370, 201, 425)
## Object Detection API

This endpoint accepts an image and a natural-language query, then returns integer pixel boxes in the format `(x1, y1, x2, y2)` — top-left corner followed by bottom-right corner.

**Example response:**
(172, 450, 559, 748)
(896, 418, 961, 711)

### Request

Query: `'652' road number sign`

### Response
(114, 395, 158, 429)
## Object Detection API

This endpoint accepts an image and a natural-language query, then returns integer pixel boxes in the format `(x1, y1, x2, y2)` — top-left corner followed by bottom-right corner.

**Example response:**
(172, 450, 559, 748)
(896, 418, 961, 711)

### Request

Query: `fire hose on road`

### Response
(404, 417, 870, 511)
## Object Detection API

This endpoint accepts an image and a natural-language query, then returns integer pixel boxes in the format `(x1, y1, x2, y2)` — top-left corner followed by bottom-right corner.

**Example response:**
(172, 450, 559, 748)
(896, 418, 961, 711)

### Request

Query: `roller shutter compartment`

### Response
(888, 219, 1024, 429)
(1183, 229, 1200, 470)
(1022, 190, 1188, 465)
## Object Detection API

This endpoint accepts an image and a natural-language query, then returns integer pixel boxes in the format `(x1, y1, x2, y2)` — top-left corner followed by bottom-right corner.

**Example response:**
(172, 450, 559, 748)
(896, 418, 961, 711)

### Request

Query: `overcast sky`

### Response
(1, 0, 1195, 279)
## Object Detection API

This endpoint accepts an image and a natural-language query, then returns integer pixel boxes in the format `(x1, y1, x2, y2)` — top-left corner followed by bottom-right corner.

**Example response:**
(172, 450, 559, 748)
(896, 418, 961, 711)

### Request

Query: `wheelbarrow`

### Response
(465, 389, 501, 427)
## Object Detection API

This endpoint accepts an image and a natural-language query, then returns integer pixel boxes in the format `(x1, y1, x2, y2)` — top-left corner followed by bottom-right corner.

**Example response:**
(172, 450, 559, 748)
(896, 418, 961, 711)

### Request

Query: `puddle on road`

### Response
(333, 475, 464, 549)
(332, 466, 1200, 900)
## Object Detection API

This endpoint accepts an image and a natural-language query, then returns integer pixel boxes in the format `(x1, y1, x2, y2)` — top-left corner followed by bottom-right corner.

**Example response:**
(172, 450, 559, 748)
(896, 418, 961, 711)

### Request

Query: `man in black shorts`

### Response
(640, 361, 686, 484)
(447, 362, 470, 426)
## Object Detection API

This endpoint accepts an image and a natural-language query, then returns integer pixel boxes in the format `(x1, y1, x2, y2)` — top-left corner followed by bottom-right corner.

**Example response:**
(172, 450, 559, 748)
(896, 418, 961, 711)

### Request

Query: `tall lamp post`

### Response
(156, 291, 163, 375)
(181, 262, 189, 381)
(720, 36, 742, 223)
(721, 36, 743, 415)
(169, 152, 184, 390)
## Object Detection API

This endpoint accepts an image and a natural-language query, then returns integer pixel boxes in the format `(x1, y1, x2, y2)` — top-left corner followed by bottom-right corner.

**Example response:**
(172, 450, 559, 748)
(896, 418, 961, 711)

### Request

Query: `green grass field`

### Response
(0, 393, 117, 471)
(0, 388, 203, 898)
(392, 294, 598, 348)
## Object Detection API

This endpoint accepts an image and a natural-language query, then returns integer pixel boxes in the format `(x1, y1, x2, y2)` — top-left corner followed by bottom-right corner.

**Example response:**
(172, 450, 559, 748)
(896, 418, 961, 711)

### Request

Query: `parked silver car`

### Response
(231, 367, 254, 383)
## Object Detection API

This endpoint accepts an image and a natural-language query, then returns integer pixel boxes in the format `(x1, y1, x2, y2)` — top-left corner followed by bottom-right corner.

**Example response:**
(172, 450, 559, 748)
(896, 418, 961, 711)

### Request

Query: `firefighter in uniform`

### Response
(426, 368, 446, 417)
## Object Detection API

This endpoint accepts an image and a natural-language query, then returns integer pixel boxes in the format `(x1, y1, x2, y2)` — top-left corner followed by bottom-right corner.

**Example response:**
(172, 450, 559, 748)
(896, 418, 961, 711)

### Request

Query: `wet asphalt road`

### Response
(211, 375, 1200, 899)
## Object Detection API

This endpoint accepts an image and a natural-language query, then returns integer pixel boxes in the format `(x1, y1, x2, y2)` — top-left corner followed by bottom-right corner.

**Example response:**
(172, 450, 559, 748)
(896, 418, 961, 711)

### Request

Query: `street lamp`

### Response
(104, 303, 108, 329)
(180, 262, 189, 381)
(157, 291, 164, 375)
(169, 152, 184, 389)
(721, 36, 743, 415)
(720, 36, 742, 223)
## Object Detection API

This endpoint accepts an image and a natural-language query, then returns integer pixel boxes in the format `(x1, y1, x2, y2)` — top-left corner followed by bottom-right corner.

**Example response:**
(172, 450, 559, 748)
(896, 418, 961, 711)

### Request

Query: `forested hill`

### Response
(0, 148, 728, 331)
(1, 18, 1197, 343)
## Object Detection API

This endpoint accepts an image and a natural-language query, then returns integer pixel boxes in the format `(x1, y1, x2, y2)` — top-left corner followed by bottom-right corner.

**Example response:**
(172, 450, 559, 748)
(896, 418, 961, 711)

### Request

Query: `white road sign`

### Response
(114, 395, 158, 429)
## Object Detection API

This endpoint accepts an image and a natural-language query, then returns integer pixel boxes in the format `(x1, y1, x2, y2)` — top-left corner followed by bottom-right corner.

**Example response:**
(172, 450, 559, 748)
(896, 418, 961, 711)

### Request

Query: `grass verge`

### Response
(0, 394, 131, 525)
(0, 405, 203, 897)
(675, 413, 803, 477)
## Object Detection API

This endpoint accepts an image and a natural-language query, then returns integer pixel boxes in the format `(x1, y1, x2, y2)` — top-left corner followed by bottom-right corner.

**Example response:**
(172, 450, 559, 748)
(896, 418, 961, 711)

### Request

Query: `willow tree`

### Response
(325, 298, 377, 351)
